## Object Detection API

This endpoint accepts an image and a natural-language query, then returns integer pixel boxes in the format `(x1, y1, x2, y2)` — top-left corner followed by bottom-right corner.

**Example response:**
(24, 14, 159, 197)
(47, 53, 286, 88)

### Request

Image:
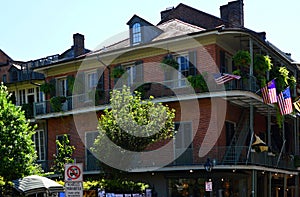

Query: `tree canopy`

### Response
(0, 84, 40, 181)
(92, 86, 175, 172)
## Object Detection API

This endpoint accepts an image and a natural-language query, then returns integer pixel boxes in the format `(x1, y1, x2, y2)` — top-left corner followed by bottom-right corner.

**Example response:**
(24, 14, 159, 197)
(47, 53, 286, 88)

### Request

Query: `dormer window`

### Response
(127, 15, 163, 46)
(132, 23, 141, 45)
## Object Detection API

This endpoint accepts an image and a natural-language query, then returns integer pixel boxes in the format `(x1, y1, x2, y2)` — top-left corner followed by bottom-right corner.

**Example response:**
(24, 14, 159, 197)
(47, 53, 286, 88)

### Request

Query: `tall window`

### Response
(132, 23, 141, 45)
(125, 62, 143, 87)
(164, 52, 197, 88)
(57, 78, 67, 96)
(33, 130, 46, 161)
(19, 89, 26, 105)
(87, 72, 98, 89)
(176, 55, 190, 87)
(86, 131, 100, 171)
(174, 122, 193, 165)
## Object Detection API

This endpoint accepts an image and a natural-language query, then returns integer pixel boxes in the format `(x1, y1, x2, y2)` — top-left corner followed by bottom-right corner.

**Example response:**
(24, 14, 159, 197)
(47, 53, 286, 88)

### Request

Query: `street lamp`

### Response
(204, 158, 215, 172)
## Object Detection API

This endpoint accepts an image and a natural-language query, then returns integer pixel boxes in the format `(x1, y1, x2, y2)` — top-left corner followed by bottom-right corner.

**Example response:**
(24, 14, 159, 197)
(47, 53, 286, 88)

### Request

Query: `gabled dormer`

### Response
(127, 15, 163, 46)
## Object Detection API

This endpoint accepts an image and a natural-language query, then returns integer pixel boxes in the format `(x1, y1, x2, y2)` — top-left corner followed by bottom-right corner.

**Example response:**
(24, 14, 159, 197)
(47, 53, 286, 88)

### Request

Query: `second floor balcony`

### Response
(33, 75, 262, 118)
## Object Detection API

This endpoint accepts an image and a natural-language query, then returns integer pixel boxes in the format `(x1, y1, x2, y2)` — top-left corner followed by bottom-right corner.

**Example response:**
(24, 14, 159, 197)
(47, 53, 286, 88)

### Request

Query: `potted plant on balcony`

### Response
(111, 66, 126, 79)
(254, 54, 273, 86)
(232, 50, 251, 77)
(233, 50, 251, 68)
(40, 82, 55, 96)
(50, 96, 67, 112)
(160, 54, 179, 70)
(187, 73, 208, 92)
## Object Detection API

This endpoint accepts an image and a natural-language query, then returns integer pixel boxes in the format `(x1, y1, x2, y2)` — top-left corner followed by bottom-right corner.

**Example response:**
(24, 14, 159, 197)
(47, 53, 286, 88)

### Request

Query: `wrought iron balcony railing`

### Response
(33, 76, 260, 117)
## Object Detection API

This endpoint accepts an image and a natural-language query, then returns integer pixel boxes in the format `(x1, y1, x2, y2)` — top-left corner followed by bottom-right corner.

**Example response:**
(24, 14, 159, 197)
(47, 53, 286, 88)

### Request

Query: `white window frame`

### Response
(57, 77, 67, 97)
(125, 63, 137, 86)
(33, 130, 46, 161)
(132, 23, 141, 45)
(85, 131, 99, 170)
(173, 121, 193, 164)
(86, 71, 98, 90)
(176, 54, 189, 87)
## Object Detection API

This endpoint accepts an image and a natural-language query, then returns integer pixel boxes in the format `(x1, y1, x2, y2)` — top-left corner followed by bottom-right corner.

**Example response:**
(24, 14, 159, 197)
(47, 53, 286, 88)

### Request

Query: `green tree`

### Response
(93, 86, 175, 174)
(0, 84, 40, 181)
(52, 134, 75, 178)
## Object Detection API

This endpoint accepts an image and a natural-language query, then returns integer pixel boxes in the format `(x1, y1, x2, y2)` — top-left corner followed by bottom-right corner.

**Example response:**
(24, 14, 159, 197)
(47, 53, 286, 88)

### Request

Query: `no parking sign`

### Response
(65, 163, 83, 182)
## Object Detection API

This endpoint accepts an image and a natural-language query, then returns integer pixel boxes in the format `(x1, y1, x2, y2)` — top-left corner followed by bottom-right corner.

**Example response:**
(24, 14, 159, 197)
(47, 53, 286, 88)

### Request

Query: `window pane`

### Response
(88, 72, 97, 88)
(132, 23, 141, 44)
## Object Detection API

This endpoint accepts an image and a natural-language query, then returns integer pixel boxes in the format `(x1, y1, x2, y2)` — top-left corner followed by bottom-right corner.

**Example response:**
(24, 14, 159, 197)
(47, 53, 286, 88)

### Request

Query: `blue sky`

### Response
(1, 1, 299, 62)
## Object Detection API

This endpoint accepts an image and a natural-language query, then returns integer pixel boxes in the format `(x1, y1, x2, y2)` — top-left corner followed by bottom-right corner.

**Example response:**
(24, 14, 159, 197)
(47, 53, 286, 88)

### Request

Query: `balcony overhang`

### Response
(129, 164, 298, 175)
(34, 89, 278, 119)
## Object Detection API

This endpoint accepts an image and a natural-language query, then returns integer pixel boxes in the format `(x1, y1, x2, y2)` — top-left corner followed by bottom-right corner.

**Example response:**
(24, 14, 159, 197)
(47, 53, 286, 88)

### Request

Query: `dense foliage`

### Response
(0, 84, 40, 181)
(83, 179, 149, 193)
(94, 86, 175, 152)
(52, 134, 75, 177)
(92, 86, 175, 174)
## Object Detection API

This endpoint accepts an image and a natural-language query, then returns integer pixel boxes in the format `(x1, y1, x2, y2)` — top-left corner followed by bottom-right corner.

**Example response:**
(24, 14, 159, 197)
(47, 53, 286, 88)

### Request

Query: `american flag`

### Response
(277, 87, 293, 115)
(261, 79, 277, 104)
(213, 73, 241, 85)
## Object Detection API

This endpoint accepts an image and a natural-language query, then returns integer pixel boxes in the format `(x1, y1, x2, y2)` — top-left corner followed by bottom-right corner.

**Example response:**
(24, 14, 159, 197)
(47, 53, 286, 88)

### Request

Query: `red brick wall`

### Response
(44, 43, 269, 167)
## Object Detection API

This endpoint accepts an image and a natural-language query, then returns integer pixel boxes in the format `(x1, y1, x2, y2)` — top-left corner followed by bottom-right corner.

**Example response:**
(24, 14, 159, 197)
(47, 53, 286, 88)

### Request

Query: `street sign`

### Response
(65, 181, 83, 197)
(65, 163, 83, 182)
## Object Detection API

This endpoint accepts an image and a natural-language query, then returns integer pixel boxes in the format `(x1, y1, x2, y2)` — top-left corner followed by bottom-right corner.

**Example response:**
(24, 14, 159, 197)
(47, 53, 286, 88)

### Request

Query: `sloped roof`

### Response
(87, 18, 205, 56)
(153, 19, 205, 41)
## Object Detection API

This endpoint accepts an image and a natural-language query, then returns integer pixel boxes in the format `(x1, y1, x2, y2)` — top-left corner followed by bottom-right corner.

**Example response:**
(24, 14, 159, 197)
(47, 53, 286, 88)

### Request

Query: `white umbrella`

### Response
(13, 175, 64, 196)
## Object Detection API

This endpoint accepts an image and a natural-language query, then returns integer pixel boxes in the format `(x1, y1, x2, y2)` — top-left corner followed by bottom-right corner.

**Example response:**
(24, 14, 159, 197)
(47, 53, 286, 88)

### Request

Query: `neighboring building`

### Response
(0, 33, 90, 170)
(3, 1, 300, 196)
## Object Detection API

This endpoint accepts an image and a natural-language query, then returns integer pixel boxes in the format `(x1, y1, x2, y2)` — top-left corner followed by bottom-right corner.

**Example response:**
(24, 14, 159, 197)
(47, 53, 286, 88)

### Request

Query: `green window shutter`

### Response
(75, 72, 85, 94)
(49, 78, 56, 97)
(97, 68, 104, 90)
(220, 50, 226, 73)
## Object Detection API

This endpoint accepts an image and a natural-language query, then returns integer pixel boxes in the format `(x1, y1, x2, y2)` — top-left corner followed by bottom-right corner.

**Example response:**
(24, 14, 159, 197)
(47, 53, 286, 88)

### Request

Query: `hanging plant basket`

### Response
(50, 96, 67, 112)
(160, 54, 179, 70)
(232, 50, 251, 68)
(254, 54, 272, 73)
(187, 74, 208, 92)
(40, 82, 55, 95)
(111, 66, 126, 79)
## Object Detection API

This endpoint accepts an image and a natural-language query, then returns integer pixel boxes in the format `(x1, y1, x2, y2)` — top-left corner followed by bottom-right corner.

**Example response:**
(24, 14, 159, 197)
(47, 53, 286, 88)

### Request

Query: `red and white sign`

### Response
(65, 163, 83, 182)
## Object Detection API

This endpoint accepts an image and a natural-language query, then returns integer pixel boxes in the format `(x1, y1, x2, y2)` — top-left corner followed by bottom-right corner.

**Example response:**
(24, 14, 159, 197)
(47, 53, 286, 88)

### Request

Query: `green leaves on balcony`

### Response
(187, 73, 208, 92)
(50, 96, 66, 112)
(232, 50, 251, 68)
(111, 66, 126, 79)
(160, 54, 179, 70)
(40, 81, 55, 96)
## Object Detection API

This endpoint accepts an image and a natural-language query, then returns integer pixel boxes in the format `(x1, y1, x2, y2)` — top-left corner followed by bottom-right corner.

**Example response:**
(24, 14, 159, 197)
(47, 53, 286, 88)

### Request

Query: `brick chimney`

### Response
(220, 0, 244, 28)
(73, 33, 85, 57)
(160, 7, 174, 20)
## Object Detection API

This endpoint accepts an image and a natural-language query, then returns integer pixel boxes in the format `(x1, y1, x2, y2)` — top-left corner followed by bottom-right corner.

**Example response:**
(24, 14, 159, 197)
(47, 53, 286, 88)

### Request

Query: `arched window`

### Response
(132, 23, 141, 45)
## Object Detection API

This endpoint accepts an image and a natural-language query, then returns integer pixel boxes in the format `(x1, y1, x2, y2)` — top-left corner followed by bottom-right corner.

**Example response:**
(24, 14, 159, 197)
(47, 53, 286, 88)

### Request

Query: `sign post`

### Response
(65, 163, 83, 197)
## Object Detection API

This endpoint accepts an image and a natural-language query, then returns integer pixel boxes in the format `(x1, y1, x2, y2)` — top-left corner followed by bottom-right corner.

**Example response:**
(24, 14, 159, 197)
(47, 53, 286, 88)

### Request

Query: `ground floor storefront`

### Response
(127, 166, 299, 197)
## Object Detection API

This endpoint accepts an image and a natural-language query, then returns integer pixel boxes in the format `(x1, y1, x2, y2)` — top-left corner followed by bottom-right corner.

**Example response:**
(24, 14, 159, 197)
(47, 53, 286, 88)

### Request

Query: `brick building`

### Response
(2, 1, 300, 196)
